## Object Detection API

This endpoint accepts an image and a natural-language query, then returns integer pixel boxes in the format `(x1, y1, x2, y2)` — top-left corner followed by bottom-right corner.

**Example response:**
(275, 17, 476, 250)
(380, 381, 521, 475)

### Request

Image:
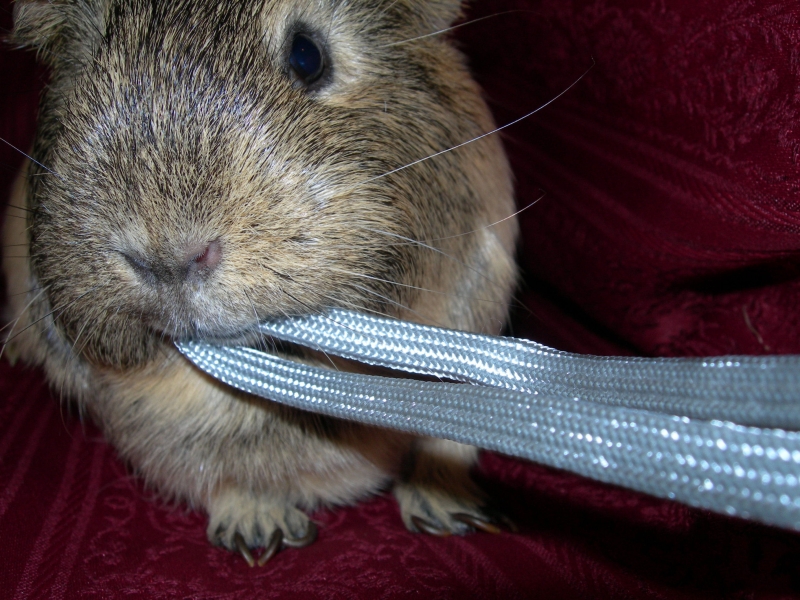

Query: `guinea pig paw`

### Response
(207, 487, 317, 566)
(394, 482, 505, 536)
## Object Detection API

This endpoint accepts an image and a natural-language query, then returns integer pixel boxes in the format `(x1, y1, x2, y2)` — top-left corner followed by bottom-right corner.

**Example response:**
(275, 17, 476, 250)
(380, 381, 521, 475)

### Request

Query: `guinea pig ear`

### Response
(403, 0, 464, 33)
(11, 0, 107, 66)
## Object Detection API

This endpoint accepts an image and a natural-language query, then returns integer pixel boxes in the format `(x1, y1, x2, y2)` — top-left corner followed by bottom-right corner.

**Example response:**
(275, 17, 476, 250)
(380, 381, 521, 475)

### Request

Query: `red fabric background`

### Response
(2, 0, 800, 597)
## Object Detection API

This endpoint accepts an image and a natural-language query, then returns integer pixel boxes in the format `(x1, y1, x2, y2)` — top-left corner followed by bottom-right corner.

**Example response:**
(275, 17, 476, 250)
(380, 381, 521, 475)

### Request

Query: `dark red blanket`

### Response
(2, 1, 799, 597)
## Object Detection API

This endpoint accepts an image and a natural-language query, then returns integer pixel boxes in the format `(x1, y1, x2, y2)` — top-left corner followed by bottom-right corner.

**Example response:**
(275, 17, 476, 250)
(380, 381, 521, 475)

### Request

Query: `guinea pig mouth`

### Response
(157, 314, 275, 348)
(183, 325, 262, 346)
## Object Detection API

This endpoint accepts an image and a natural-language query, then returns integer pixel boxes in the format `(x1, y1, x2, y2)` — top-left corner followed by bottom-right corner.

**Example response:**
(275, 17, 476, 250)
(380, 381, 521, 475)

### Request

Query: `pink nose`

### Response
(186, 240, 222, 276)
(121, 239, 222, 285)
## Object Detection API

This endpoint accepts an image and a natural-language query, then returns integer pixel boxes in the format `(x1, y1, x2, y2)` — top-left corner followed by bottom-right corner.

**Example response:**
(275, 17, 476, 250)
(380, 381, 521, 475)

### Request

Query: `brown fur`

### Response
(4, 0, 518, 551)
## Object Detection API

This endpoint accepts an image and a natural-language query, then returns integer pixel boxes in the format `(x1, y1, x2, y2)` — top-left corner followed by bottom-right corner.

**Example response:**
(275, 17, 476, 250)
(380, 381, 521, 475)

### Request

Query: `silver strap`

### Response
(176, 309, 800, 531)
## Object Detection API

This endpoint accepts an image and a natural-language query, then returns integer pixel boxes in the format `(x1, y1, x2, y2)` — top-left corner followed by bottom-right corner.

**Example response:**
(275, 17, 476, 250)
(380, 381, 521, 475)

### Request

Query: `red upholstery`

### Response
(2, 1, 800, 597)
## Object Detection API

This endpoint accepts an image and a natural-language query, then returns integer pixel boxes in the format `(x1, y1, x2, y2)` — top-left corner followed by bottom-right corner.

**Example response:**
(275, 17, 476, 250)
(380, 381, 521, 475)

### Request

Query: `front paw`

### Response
(393, 440, 507, 536)
(394, 480, 502, 536)
(207, 486, 317, 566)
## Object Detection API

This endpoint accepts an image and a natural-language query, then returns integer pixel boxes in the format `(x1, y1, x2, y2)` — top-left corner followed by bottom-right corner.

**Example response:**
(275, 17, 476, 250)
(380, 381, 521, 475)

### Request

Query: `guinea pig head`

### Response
(15, 0, 512, 369)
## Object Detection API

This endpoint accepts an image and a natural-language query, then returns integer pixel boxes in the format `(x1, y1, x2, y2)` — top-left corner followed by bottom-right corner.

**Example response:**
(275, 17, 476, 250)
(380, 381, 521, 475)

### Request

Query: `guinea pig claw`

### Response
(233, 533, 255, 567)
(282, 521, 318, 549)
(451, 512, 503, 534)
(257, 529, 284, 566)
(497, 514, 519, 533)
(482, 507, 519, 533)
(411, 515, 450, 537)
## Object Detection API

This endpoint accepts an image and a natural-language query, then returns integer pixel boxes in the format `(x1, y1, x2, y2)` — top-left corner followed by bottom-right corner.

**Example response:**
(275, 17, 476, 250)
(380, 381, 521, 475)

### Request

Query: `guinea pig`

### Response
(3, 0, 518, 564)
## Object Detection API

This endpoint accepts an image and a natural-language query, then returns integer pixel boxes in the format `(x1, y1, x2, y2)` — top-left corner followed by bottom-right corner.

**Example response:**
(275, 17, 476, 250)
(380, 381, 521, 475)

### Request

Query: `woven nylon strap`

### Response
(176, 309, 800, 531)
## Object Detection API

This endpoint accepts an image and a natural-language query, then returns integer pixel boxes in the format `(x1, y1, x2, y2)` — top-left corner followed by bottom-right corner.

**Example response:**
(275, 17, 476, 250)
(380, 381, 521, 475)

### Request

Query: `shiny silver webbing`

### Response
(176, 309, 800, 531)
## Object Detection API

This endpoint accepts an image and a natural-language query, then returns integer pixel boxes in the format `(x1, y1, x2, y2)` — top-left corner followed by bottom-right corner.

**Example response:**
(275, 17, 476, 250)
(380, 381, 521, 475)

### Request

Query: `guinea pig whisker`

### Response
(1, 286, 63, 360)
(70, 314, 97, 357)
(327, 267, 441, 293)
(4, 203, 33, 214)
(1, 284, 48, 325)
(326, 267, 505, 308)
(4, 285, 45, 299)
(0, 137, 64, 181)
(261, 267, 324, 318)
(352, 61, 593, 191)
(0, 285, 50, 351)
(427, 195, 545, 243)
(355, 227, 440, 252)
(344, 282, 453, 328)
(384, 10, 538, 48)
(157, 312, 172, 345)
(6, 287, 99, 348)
(356, 226, 528, 321)
(369, 0, 401, 22)
(243, 289, 271, 351)
(356, 226, 509, 292)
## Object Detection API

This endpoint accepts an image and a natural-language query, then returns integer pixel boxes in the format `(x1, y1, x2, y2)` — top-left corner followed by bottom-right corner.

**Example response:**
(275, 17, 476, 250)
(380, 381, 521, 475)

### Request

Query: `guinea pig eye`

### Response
(289, 33, 325, 86)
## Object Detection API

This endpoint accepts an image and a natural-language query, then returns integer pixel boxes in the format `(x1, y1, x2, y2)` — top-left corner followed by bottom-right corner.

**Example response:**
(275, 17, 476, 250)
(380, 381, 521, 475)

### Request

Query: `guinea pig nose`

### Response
(120, 240, 222, 284)
(185, 240, 222, 277)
